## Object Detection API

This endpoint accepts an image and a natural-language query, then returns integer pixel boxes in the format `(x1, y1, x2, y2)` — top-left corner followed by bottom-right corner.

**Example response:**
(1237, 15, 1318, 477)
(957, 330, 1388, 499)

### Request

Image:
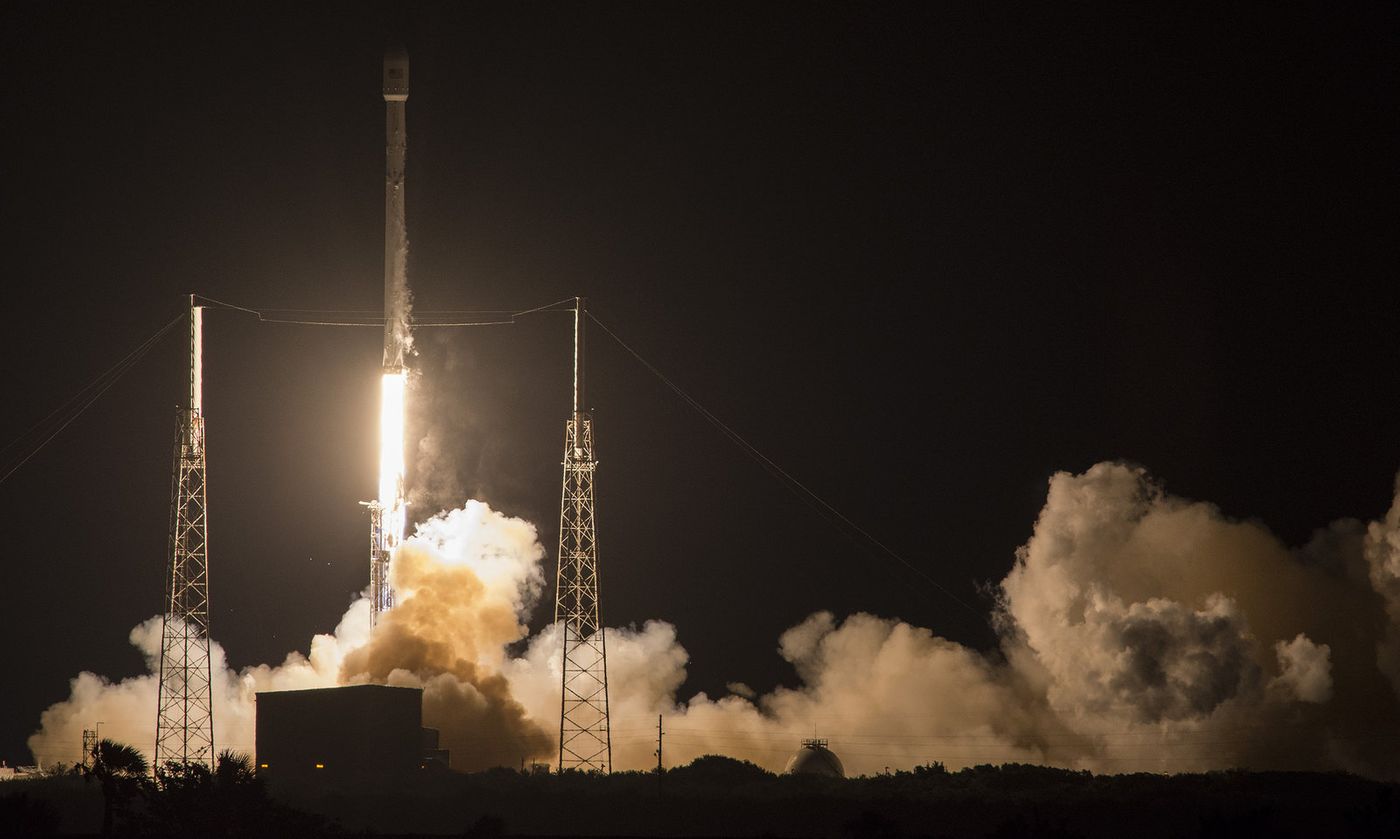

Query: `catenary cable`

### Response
(194, 294, 576, 327)
(0, 310, 186, 488)
(586, 310, 982, 618)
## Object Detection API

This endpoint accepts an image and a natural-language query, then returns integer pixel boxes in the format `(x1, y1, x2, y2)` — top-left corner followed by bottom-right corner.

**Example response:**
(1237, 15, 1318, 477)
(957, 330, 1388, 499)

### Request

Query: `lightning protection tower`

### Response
(155, 295, 215, 767)
(555, 297, 611, 772)
(81, 729, 97, 769)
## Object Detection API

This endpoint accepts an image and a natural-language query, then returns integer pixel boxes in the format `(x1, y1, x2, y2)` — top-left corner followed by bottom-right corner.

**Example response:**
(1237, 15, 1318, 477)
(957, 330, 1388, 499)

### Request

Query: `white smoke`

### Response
(28, 501, 542, 771)
(1364, 476, 1400, 698)
(28, 463, 1400, 779)
(567, 463, 1400, 777)
(1271, 634, 1333, 704)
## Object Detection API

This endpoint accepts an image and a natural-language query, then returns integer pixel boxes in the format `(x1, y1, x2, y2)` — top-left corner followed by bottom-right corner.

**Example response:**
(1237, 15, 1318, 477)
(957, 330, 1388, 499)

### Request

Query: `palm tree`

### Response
(84, 738, 149, 835)
(213, 749, 256, 788)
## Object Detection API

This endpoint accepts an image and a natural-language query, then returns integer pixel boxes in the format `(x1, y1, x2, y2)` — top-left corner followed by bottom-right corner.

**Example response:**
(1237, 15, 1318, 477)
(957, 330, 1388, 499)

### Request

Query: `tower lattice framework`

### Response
(367, 504, 393, 621)
(555, 298, 611, 772)
(155, 298, 214, 767)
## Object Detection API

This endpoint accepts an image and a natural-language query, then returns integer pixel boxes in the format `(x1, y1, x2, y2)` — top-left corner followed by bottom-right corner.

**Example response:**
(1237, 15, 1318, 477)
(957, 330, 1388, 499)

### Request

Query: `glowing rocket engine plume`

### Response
(379, 371, 407, 509)
(368, 370, 408, 623)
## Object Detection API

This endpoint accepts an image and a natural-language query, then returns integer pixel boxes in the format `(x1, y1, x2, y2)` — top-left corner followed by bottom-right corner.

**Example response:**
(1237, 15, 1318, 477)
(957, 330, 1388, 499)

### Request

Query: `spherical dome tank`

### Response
(784, 740, 844, 778)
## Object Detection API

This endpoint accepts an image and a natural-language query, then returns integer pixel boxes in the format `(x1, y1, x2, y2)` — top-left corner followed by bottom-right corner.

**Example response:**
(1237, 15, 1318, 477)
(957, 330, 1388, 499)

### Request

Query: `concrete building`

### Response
(255, 684, 439, 783)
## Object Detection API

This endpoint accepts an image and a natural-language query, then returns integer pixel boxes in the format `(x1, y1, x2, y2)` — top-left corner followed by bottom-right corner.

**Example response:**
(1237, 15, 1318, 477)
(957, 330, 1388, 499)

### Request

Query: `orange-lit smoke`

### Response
(27, 464, 1400, 780)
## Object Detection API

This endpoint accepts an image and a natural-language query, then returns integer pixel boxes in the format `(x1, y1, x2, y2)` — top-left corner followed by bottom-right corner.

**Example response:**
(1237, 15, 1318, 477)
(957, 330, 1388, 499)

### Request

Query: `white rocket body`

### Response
(383, 48, 410, 371)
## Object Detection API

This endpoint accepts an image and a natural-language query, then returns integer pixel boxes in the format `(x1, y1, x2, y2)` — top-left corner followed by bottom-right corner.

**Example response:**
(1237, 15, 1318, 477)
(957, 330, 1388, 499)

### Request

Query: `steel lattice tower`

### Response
(155, 297, 214, 767)
(81, 729, 97, 769)
(555, 298, 611, 772)
(367, 503, 393, 621)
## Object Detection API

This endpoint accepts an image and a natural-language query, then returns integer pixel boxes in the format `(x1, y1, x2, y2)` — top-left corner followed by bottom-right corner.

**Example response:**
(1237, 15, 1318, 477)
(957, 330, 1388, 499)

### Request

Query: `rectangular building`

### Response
(255, 684, 423, 783)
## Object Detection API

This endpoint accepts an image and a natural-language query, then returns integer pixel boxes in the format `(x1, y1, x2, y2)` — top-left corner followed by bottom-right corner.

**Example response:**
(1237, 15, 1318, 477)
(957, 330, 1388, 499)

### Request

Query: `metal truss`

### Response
(556, 411, 611, 772)
(155, 408, 214, 766)
(367, 502, 394, 623)
(81, 729, 97, 769)
(155, 302, 214, 768)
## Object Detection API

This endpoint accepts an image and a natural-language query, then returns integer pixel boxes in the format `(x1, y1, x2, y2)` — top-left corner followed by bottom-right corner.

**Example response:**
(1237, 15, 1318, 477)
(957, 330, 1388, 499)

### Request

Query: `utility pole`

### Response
(155, 296, 214, 768)
(555, 297, 611, 772)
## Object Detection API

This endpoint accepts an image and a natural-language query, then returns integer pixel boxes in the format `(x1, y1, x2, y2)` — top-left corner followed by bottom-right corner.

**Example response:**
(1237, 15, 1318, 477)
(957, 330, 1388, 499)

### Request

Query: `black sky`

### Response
(2, 2, 1398, 766)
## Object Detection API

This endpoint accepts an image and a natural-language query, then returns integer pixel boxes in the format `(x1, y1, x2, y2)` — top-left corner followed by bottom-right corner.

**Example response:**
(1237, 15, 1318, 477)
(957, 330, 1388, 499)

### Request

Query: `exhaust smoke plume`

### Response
(340, 504, 553, 768)
(29, 464, 1400, 779)
(29, 502, 549, 772)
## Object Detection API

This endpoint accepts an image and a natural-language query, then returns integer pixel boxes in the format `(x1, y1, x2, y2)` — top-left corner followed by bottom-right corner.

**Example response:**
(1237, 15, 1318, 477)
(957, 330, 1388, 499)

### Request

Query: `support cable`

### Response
(586, 311, 982, 618)
(194, 295, 576, 327)
(0, 310, 186, 487)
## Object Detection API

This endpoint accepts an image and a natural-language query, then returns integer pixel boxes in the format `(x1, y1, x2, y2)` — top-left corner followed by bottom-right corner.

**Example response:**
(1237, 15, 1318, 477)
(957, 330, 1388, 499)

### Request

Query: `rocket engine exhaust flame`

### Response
(371, 370, 409, 621)
(379, 370, 407, 510)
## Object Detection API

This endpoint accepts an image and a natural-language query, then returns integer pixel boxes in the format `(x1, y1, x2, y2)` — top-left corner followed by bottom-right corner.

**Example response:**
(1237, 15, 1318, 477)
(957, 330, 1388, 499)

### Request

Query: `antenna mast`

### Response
(155, 295, 215, 767)
(555, 297, 611, 771)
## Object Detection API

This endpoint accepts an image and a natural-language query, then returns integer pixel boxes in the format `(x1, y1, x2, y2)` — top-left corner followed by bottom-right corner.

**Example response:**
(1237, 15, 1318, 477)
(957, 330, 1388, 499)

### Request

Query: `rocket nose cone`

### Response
(383, 45, 409, 100)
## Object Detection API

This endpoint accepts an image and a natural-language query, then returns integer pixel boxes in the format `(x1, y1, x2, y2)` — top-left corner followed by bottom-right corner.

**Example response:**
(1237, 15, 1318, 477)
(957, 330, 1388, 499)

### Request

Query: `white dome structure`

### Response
(783, 738, 845, 778)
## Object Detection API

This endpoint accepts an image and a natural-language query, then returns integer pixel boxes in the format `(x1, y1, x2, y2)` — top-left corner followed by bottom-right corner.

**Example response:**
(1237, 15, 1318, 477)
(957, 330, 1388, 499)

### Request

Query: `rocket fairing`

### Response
(382, 46, 410, 371)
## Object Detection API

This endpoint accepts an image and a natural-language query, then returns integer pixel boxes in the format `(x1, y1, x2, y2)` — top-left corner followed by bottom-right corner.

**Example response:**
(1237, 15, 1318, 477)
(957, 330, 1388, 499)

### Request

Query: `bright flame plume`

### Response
(376, 369, 408, 613)
(379, 370, 407, 512)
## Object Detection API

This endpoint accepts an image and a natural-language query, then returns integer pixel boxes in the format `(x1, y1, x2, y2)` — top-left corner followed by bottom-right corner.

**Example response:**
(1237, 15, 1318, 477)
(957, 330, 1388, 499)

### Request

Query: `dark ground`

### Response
(4, 757, 1398, 837)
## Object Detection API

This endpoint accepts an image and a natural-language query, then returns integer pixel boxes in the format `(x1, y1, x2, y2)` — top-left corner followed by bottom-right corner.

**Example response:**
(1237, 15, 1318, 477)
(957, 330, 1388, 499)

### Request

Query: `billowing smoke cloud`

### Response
(1365, 476, 1400, 699)
(29, 463, 1400, 780)
(28, 502, 549, 772)
(339, 504, 553, 768)
(529, 463, 1400, 778)
(1271, 634, 1332, 704)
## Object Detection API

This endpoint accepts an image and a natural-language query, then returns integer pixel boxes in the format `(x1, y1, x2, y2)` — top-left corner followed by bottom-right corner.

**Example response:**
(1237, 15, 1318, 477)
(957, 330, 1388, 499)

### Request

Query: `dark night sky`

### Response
(2, 2, 1398, 766)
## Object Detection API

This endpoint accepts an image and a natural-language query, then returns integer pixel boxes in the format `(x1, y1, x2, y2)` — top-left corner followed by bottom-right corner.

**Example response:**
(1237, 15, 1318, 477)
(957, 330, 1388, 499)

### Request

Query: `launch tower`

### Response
(555, 298, 611, 771)
(155, 295, 215, 767)
(369, 47, 411, 626)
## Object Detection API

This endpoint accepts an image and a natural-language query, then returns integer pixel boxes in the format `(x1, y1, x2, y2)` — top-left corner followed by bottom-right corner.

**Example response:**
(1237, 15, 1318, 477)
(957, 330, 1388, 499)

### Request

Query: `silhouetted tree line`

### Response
(4, 748, 1399, 837)
(0, 739, 332, 837)
(247, 754, 1398, 837)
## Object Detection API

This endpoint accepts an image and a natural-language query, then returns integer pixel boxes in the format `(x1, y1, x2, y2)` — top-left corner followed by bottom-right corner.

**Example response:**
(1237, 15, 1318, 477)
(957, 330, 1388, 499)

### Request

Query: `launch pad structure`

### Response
(555, 298, 612, 772)
(147, 50, 617, 775)
(150, 49, 413, 770)
(367, 47, 615, 771)
(154, 295, 215, 767)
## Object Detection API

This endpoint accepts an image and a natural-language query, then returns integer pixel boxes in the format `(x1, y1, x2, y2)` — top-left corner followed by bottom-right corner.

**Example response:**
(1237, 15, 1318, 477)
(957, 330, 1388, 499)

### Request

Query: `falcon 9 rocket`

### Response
(370, 47, 410, 625)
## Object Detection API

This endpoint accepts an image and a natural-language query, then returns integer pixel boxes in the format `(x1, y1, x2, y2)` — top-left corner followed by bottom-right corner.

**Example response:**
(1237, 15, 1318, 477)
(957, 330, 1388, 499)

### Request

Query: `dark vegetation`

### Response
(2, 749, 1397, 837)
(0, 739, 330, 837)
